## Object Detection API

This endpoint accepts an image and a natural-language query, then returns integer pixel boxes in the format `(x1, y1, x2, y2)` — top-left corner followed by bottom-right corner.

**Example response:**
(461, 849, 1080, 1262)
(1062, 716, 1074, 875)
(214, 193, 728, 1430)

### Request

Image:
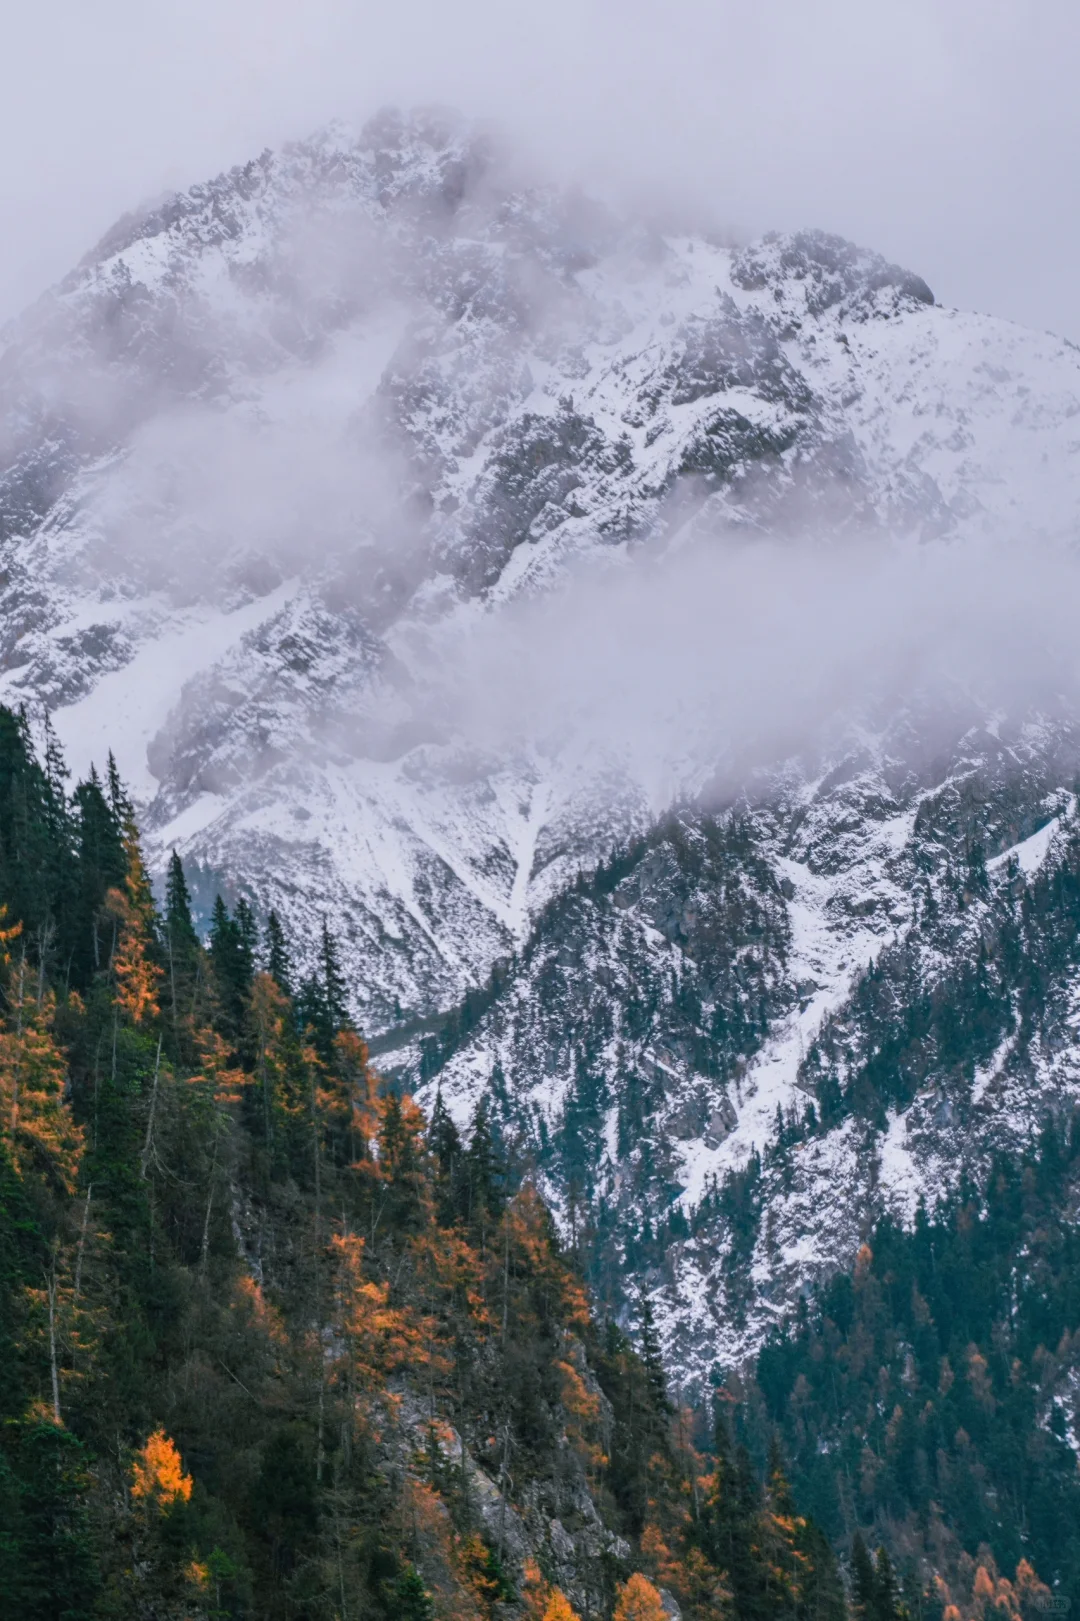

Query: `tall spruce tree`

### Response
(209, 896, 254, 1049)
(320, 918, 349, 1032)
(70, 766, 126, 986)
(429, 1085, 465, 1226)
(465, 1093, 506, 1227)
(163, 851, 202, 1040)
(297, 918, 350, 1060)
(264, 909, 293, 997)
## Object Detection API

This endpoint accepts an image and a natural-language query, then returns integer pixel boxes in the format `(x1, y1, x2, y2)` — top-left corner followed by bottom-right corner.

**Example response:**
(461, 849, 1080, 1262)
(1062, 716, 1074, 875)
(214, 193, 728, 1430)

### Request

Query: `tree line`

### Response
(0, 703, 849, 1620)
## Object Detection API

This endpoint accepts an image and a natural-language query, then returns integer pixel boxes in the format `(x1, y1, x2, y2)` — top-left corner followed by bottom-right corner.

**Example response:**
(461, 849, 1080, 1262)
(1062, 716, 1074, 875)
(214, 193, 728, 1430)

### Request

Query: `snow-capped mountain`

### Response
(5, 108, 1080, 1378)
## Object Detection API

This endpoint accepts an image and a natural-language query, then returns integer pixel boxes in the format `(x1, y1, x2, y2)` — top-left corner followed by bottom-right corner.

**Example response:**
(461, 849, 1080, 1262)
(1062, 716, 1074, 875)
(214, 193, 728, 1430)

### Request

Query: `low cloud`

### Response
(424, 523, 1080, 805)
(3, 2, 1080, 338)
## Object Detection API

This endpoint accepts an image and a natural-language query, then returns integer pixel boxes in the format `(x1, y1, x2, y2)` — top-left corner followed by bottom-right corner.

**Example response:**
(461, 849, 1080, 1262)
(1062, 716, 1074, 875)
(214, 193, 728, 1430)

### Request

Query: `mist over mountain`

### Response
(4, 105, 1080, 1620)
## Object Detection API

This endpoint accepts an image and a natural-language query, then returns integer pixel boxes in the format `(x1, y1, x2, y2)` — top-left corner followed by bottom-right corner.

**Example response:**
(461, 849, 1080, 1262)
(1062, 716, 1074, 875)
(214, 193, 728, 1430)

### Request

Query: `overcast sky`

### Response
(3, 0, 1077, 337)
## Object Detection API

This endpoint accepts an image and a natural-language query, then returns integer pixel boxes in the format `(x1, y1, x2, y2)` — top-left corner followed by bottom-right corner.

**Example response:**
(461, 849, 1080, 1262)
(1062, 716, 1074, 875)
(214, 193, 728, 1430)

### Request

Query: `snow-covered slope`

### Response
(421, 716, 1080, 1381)
(5, 109, 1080, 1378)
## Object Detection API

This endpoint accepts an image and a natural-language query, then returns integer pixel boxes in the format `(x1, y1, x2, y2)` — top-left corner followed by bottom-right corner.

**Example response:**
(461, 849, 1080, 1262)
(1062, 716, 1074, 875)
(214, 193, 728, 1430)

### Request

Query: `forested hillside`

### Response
(738, 1121, 1080, 1619)
(0, 701, 851, 1620)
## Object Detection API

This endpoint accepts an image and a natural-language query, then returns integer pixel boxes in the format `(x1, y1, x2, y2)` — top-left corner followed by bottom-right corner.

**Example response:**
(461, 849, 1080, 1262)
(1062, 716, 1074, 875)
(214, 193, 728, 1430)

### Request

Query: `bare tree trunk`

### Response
(140, 1034, 164, 1178)
(45, 1261, 61, 1424)
(336, 1509, 349, 1621)
(258, 1005, 272, 1147)
(312, 1071, 326, 1485)
(201, 1133, 219, 1268)
(167, 932, 178, 1033)
(189, 954, 203, 1023)
(35, 924, 51, 1008)
(10, 955, 26, 1134)
(497, 1212, 513, 1553)
(497, 1419, 512, 1557)
(501, 1212, 510, 1342)
(73, 1184, 92, 1304)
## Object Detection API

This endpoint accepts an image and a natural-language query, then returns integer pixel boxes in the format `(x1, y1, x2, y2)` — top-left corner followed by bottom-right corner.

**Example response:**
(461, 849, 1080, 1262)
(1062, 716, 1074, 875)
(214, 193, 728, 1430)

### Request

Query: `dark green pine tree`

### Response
(465, 1094, 506, 1227)
(320, 918, 349, 1033)
(697, 1404, 766, 1618)
(40, 710, 68, 802)
(852, 1533, 879, 1621)
(234, 898, 258, 985)
(379, 1090, 424, 1230)
(164, 852, 198, 945)
(799, 1518, 849, 1621)
(105, 748, 135, 836)
(637, 1292, 671, 1420)
(163, 850, 202, 1034)
(0, 706, 78, 963)
(209, 896, 254, 1049)
(428, 1086, 465, 1226)
(873, 1546, 905, 1621)
(764, 1434, 847, 1621)
(384, 1564, 435, 1621)
(69, 766, 126, 988)
(36, 710, 78, 980)
(296, 918, 350, 1060)
(264, 909, 293, 996)
(0, 1419, 100, 1620)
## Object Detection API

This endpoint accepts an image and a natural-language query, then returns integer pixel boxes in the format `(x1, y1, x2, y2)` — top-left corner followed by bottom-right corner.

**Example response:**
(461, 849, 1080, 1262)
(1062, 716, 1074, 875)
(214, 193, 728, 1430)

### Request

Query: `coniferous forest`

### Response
(0, 699, 1073, 1621)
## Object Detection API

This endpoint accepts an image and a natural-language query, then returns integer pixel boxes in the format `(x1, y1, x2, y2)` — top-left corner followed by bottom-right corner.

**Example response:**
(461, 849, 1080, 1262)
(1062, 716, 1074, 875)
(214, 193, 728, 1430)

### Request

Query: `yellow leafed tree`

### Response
(248, 971, 291, 1143)
(614, 1572, 668, 1621)
(131, 1429, 193, 1505)
(330, 1232, 431, 1386)
(543, 1591, 583, 1621)
(335, 1026, 381, 1166)
(521, 1559, 582, 1621)
(106, 833, 163, 1025)
(0, 948, 84, 1192)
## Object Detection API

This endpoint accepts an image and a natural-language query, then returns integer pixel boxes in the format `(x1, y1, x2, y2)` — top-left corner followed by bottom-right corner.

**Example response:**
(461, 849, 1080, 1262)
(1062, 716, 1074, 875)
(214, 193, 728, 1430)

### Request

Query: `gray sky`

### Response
(2, 0, 1078, 337)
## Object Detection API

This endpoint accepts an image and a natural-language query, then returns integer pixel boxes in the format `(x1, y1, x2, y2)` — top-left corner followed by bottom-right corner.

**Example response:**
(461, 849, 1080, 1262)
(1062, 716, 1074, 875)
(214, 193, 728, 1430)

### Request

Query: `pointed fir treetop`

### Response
(264, 909, 293, 997)
(320, 916, 349, 1031)
(234, 897, 257, 981)
(105, 750, 135, 834)
(297, 917, 352, 1060)
(637, 1292, 670, 1418)
(428, 1084, 461, 1173)
(164, 851, 199, 959)
(466, 1092, 506, 1222)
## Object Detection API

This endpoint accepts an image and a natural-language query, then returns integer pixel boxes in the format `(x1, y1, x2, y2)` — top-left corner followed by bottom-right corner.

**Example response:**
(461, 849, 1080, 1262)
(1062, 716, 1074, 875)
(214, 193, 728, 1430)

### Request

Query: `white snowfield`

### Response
(4, 110, 1080, 1374)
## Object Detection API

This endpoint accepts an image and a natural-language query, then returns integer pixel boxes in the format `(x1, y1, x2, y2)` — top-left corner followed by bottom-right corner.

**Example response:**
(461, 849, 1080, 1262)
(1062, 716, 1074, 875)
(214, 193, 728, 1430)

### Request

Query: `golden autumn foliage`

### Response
(188, 1017, 249, 1109)
(503, 1184, 591, 1332)
(331, 1231, 436, 1385)
(614, 1571, 669, 1621)
(0, 905, 21, 970)
(934, 1553, 1056, 1621)
(0, 957, 84, 1191)
(542, 1591, 583, 1621)
(186, 1558, 211, 1592)
(131, 1429, 193, 1505)
(335, 1025, 381, 1159)
(641, 1522, 731, 1619)
(520, 1558, 582, 1621)
(556, 1350, 606, 1471)
(457, 1531, 505, 1606)
(230, 1274, 287, 1345)
(106, 883, 161, 1027)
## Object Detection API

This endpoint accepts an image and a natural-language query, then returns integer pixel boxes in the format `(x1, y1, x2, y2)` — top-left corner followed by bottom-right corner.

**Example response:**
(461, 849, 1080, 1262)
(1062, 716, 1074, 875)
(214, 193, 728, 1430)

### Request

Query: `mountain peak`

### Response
(2, 118, 1080, 1409)
(731, 227, 934, 317)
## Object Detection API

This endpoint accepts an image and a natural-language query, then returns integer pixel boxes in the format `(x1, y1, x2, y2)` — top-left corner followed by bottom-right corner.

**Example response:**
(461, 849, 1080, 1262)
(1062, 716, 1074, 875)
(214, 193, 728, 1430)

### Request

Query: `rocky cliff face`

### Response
(423, 714, 1080, 1381)
(4, 108, 1080, 1379)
